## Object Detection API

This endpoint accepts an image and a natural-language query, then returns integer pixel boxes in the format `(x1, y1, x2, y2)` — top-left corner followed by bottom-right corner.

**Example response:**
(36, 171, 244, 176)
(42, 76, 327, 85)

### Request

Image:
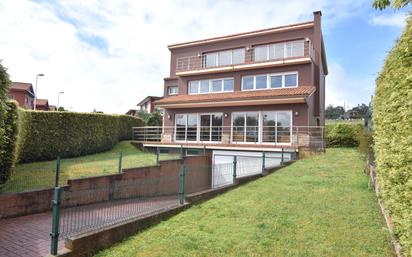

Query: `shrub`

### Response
(357, 129, 374, 158)
(373, 16, 412, 256)
(16, 111, 144, 163)
(325, 123, 363, 147)
(0, 101, 18, 184)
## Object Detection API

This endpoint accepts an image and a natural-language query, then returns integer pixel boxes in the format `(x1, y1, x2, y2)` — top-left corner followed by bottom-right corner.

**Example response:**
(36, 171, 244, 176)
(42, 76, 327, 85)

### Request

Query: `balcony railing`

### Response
(132, 125, 324, 150)
(175, 40, 315, 74)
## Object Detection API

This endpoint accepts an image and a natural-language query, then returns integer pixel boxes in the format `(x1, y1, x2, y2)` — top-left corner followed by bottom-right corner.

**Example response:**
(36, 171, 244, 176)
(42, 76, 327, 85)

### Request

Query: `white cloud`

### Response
(326, 62, 374, 110)
(0, 0, 370, 113)
(370, 12, 409, 28)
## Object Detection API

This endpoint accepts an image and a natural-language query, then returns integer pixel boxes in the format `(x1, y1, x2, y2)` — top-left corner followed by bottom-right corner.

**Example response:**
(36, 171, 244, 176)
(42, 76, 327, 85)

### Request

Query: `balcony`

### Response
(175, 40, 315, 76)
(132, 125, 324, 151)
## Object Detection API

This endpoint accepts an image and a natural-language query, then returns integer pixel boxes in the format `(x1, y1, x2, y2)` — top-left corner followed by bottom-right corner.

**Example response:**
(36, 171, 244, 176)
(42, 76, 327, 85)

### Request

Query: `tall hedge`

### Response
(0, 101, 19, 184)
(373, 16, 412, 256)
(16, 111, 143, 163)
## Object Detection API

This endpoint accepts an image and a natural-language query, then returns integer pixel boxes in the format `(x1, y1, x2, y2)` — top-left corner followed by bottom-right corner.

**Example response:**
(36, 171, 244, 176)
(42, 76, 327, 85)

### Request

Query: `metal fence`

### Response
(48, 148, 295, 255)
(132, 125, 325, 150)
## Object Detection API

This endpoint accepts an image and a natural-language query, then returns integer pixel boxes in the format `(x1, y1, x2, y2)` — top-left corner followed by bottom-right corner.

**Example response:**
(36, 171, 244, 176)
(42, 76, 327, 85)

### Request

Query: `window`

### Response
(203, 48, 245, 68)
(168, 86, 179, 95)
(7, 95, 14, 100)
(175, 114, 198, 141)
(242, 72, 298, 90)
(223, 79, 234, 91)
(254, 40, 304, 61)
(175, 113, 223, 142)
(188, 78, 234, 94)
(200, 113, 223, 142)
(255, 75, 267, 89)
(232, 111, 292, 144)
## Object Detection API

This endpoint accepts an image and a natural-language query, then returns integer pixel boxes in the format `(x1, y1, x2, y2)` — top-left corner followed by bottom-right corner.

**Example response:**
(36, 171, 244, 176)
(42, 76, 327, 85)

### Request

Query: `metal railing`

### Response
(132, 125, 324, 149)
(176, 40, 315, 73)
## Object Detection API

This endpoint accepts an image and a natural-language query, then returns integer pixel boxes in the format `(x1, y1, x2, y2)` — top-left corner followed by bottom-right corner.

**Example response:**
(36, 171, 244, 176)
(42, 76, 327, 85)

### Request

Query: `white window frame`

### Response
(230, 110, 292, 145)
(241, 72, 298, 91)
(203, 48, 245, 68)
(188, 77, 234, 95)
(253, 40, 305, 61)
(174, 112, 224, 143)
(168, 86, 179, 95)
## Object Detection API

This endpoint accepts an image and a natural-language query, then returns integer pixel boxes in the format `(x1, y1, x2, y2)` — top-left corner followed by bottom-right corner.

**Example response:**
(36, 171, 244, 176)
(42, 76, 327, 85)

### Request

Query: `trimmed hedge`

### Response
(0, 101, 19, 184)
(0, 62, 17, 185)
(16, 111, 144, 163)
(373, 16, 412, 256)
(325, 123, 363, 147)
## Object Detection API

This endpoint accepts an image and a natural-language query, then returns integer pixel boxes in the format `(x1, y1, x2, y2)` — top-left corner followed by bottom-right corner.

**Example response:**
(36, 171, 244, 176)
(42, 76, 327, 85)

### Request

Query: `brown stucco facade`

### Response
(155, 11, 327, 146)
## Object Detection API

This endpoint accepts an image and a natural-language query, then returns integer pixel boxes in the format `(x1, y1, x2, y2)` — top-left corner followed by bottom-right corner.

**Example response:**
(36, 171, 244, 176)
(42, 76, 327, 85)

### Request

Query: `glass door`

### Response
(200, 113, 223, 142)
(211, 114, 222, 142)
(245, 112, 259, 143)
(200, 115, 211, 141)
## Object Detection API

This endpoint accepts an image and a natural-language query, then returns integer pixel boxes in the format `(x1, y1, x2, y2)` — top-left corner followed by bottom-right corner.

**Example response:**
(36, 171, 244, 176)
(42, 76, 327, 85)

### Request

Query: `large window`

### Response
(232, 111, 292, 144)
(175, 114, 198, 141)
(203, 48, 245, 68)
(242, 72, 298, 91)
(189, 78, 234, 94)
(254, 40, 304, 62)
(175, 113, 223, 142)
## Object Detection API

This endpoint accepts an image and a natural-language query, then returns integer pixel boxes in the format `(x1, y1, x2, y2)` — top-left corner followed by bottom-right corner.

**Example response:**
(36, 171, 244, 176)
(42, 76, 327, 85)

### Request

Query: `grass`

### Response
(95, 148, 393, 257)
(0, 141, 179, 193)
(326, 119, 363, 125)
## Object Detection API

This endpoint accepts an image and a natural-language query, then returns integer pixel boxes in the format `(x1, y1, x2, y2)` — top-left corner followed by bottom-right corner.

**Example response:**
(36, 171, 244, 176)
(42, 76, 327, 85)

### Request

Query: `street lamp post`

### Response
(34, 73, 44, 111)
(57, 91, 64, 110)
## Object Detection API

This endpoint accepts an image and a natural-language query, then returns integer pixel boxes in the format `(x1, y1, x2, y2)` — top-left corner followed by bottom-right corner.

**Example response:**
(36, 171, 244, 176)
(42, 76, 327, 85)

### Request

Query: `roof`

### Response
(136, 96, 163, 106)
(155, 86, 315, 107)
(10, 82, 35, 97)
(36, 99, 49, 106)
(168, 21, 314, 49)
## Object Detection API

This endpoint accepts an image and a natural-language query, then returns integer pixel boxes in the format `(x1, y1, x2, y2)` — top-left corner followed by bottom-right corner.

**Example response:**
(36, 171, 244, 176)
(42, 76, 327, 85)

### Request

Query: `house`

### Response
(49, 105, 57, 111)
(137, 96, 162, 113)
(126, 109, 138, 116)
(35, 99, 50, 111)
(138, 11, 327, 155)
(8, 82, 35, 109)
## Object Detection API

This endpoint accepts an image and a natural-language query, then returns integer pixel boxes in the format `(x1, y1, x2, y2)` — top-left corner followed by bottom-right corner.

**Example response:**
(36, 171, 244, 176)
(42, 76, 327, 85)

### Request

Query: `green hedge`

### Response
(373, 16, 412, 256)
(0, 101, 19, 184)
(325, 123, 363, 147)
(16, 111, 143, 163)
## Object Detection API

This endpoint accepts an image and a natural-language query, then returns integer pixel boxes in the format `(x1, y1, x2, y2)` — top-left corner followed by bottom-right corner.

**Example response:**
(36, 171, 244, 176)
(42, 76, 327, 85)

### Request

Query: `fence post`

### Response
(203, 145, 206, 155)
(281, 148, 284, 165)
(180, 145, 184, 159)
(50, 157, 61, 256)
(262, 152, 266, 172)
(179, 159, 185, 205)
(118, 151, 123, 173)
(233, 156, 237, 183)
(156, 147, 160, 165)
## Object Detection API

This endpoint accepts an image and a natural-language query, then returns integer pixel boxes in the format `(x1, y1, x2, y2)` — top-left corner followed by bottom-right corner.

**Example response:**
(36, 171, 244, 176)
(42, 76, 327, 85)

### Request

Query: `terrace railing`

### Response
(175, 40, 316, 73)
(132, 125, 324, 150)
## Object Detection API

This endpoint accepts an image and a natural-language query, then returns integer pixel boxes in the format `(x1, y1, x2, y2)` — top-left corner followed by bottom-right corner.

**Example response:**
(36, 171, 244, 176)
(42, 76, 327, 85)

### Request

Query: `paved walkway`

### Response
(0, 196, 179, 257)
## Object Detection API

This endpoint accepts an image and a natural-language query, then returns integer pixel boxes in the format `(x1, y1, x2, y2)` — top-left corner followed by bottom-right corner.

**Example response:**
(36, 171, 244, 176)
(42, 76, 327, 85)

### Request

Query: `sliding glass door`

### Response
(232, 111, 292, 144)
(175, 114, 198, 141)
(200, 114, 222, 142)
(175, 113, 222, 142)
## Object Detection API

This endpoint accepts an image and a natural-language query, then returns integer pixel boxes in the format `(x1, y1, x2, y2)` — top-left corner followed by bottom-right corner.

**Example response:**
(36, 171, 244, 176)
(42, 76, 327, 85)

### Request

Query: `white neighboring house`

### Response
(137, 96, 163, 113)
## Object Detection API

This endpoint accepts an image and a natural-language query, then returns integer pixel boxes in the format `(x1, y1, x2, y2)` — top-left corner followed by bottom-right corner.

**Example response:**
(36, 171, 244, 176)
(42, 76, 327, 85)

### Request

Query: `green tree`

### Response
(325, 105, 345, 119)
(146, 110, 163, 126)
(372, 0, 411, 10)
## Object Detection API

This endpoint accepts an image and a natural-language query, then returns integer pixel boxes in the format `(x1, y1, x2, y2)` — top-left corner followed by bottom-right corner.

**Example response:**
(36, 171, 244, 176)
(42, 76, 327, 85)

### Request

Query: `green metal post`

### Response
(203, 145, 206, 155)
(180, 145, 184, 159)
(118, 151, 123, 173)
(55, 156, 60, 187)
(233, 156, 237, 183)
(281, 148, 284, 165)
(179, 160, 185, 205)
(156, 147, 160, 165)
(262, 152, 266, 171)
(50, 157, 61, 255)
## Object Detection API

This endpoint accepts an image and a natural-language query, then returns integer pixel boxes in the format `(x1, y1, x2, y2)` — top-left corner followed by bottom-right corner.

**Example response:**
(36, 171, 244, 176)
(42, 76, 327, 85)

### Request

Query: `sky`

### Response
(0, 0, 410, 113)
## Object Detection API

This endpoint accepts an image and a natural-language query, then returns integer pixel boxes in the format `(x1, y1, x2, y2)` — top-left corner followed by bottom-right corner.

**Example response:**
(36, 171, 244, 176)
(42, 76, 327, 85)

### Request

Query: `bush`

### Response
(16, 111, 144, 163)
(357, 129, 374, 158)
(373, 16, 412, 256)
(325, 123, 363, 147)
(0, 101, 18, 184)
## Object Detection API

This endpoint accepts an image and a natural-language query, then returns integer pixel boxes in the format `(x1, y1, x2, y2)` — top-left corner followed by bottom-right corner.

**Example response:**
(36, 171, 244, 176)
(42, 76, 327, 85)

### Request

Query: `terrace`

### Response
(175, 39, 315, 76)
(132, 125, 324, 152)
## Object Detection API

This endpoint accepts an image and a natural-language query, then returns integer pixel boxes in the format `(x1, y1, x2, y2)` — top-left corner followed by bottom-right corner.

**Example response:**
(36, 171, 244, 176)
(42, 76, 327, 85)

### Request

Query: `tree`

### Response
(57, 106, 65, 111)
(146, 110, 163, 126)
(325, 105, 345, 119)
(347, 104, 369, 119)
(372, 0, 411, 10)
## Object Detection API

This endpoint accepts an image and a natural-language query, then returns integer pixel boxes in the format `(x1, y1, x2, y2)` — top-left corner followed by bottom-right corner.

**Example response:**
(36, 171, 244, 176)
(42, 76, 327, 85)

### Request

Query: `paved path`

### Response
(0, 196, 179, 257)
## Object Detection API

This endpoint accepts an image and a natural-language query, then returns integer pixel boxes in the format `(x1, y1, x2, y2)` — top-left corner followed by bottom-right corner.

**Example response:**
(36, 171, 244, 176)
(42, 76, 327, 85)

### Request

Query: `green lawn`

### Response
(0, 141, 178, 193)
(95, 148, 393, 257)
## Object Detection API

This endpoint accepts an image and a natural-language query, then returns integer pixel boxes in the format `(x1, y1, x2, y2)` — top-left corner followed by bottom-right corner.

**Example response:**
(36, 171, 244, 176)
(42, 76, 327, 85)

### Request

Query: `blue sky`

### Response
(0, 0, 410, 113)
